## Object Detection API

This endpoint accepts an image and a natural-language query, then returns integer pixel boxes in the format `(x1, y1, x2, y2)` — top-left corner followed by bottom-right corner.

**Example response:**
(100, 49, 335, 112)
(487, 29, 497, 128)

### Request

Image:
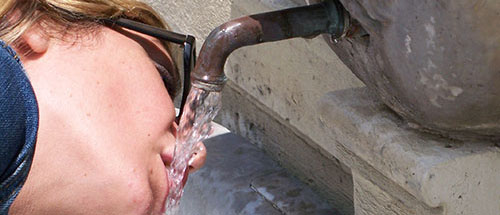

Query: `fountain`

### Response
(315, 0, 500, 141)
(165, 0, 351, 213)
(160, 0, 500, 214)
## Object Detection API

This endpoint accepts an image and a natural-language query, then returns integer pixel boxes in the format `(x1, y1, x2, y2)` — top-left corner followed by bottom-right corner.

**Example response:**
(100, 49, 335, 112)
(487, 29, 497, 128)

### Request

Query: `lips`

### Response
(161, 152, 174, 167)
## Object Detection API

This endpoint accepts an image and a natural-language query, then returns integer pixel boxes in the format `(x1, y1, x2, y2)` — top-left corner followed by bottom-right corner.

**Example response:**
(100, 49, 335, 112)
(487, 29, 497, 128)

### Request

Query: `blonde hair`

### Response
(0, 0, 180, 96)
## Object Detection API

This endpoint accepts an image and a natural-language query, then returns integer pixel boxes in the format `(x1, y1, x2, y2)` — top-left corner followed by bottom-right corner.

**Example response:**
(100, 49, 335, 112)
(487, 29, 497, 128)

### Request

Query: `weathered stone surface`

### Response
(217, 81, 355, 214)
(319, 87, 500, 214)
(226, 0, 363, 146)
(353, 171, 415, 215)
(323, 0, 500, 139)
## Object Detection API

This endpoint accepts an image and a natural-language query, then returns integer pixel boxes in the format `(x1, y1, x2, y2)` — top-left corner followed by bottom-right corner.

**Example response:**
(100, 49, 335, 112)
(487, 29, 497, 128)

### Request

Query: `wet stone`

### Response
(178, 125, 339, 215)
(251, 170, 337, 215)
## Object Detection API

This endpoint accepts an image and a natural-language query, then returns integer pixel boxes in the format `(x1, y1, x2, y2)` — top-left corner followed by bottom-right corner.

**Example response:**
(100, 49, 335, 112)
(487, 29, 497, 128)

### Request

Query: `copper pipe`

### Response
(192, 0, 349, 90)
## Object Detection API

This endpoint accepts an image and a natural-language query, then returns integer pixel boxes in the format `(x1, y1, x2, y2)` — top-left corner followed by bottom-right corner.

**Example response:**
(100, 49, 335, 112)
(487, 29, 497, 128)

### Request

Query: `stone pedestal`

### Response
(319, 87, 500, 215)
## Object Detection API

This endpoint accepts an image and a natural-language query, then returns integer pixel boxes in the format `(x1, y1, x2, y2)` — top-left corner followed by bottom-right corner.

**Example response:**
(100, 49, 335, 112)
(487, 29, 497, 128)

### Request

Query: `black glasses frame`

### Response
(102, 18, 195, 123)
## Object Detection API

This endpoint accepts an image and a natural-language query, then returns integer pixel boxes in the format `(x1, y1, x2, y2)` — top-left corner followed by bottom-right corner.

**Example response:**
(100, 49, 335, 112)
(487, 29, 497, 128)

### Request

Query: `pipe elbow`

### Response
(192, 17, 262, 86)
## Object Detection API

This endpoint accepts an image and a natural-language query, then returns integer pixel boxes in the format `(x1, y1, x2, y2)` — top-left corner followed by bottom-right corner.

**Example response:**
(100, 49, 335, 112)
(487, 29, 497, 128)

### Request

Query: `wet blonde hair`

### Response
(0, 0, 180, 97)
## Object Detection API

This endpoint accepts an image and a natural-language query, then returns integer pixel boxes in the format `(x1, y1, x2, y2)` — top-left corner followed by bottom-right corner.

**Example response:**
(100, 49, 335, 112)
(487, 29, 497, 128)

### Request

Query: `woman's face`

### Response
(10, 24, 205, 214)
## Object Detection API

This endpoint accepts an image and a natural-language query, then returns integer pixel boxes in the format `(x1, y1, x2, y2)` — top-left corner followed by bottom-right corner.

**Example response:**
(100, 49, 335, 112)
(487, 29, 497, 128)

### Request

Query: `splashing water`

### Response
(164, 85, 222, 214)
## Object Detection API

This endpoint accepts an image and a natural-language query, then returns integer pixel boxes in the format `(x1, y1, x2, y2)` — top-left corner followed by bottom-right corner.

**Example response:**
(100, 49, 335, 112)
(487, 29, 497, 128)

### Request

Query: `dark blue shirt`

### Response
(0, 40, 39, 214)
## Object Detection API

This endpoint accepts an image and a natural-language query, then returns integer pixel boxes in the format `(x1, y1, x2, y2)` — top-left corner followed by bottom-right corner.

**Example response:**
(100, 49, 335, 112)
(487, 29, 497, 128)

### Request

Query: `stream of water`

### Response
(164, 85, 222, 214)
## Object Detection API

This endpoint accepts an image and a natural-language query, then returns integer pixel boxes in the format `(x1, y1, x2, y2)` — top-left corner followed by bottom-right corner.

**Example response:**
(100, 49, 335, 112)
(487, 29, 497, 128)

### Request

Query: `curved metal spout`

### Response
(192, 0, 349, 90)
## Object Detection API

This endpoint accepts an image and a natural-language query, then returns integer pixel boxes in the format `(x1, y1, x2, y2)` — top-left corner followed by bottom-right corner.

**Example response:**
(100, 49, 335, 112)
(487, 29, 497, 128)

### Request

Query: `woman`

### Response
(0, 0, 206, 214)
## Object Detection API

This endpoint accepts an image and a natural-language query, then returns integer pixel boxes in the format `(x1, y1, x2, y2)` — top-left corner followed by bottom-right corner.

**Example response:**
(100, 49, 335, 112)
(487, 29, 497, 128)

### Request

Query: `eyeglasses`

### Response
(102, 18, 196, 123)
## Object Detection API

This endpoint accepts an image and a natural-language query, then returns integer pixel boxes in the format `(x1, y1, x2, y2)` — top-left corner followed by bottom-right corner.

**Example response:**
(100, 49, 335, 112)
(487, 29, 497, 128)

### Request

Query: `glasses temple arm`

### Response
(103, 18, 188, 44)
(176, 36, 196, 123)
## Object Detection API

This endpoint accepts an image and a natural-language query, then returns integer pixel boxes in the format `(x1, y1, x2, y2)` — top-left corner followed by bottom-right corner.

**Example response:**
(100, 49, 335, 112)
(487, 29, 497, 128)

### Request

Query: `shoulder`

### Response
(0, 39, 39, 214)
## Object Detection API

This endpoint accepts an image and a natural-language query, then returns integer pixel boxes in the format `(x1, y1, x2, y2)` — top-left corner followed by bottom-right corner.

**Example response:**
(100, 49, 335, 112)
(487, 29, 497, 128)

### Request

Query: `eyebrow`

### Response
(153, 60, 172, 85)
(148, 50, 179, 98)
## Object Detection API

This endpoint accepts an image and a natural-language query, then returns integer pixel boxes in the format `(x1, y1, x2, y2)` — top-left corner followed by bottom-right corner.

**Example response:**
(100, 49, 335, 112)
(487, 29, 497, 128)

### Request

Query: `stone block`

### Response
(353, 171, 415, 215)
(319, 87, 500, 215)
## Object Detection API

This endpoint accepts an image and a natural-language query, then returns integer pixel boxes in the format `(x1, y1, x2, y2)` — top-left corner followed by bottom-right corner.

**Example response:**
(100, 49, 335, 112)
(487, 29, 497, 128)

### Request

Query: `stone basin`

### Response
(318, 0, 500, 140)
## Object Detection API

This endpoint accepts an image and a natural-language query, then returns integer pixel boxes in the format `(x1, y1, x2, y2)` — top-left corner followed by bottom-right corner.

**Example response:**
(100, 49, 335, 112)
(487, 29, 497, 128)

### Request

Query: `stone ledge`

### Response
(319, 87, 500, 214)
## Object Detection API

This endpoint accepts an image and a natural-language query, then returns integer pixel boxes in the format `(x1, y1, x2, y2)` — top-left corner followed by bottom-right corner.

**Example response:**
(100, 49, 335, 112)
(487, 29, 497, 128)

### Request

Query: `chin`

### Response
(118, 179, 168, 215)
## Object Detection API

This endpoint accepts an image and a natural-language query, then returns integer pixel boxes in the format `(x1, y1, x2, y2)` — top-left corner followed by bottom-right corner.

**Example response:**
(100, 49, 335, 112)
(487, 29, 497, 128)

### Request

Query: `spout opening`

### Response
(191, 78, 227, 92)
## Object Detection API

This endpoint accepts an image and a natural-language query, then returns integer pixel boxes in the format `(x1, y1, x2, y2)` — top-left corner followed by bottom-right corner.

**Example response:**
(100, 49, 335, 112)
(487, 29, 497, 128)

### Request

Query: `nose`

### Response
(188, 142, 207, 173)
